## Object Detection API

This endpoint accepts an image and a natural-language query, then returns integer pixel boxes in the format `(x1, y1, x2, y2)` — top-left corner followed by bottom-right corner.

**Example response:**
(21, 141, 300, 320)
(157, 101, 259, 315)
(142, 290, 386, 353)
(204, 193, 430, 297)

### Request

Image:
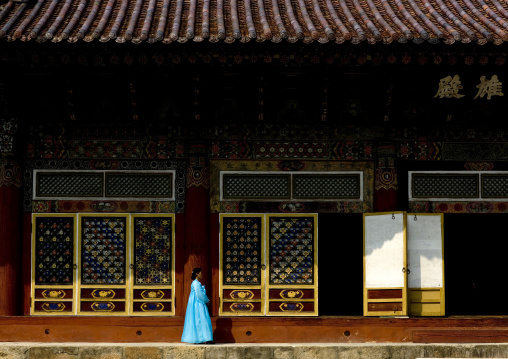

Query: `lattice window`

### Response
(36, 172, 103, 197)
(268, 216, 315, 285)
(106, 173, 173, 197)
(35, 216, 74, 285)
(411, 174, 479, 198)
(482, 174, 508, 198)
(134, 217, 172, 285)
(221, 171, 363, 201)
(222, 216, 262, 285)
(409, 171, 508, 202)
(293, 174, 360, 199)
(222, 174, 291, 199)
(34, 170, 175, 200)
(80, 216, 127, 285)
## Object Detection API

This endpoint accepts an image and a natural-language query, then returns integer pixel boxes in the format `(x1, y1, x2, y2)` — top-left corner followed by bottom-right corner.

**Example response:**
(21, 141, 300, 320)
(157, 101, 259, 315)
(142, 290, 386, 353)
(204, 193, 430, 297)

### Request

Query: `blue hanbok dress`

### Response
(181, 279, 213, 343)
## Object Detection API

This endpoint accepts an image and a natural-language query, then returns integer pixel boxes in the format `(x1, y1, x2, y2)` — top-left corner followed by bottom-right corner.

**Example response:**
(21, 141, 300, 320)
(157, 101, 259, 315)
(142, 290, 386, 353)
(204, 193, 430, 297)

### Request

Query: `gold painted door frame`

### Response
(31, 214, 77, 315)
(219, 213, 318, 317)
(77, 214, 131, 316)
(219, 214, 265, 316)
(30, 213, 176, 316)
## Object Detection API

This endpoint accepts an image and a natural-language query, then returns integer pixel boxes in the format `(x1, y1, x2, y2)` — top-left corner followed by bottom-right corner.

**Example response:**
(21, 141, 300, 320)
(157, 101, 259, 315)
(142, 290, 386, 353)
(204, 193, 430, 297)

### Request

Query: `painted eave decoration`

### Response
(1, 0, 508, 45)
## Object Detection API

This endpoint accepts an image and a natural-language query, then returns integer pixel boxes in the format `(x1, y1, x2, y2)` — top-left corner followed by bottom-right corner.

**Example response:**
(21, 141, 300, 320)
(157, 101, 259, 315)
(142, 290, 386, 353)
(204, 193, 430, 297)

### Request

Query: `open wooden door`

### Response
(407, 213, 445, 316)
(363, 212, 407, 316)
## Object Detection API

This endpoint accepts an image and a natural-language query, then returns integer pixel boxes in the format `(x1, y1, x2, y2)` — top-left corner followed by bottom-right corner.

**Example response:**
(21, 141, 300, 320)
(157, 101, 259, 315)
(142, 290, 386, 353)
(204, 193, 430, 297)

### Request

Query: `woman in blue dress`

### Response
(181, 268, 214, 344)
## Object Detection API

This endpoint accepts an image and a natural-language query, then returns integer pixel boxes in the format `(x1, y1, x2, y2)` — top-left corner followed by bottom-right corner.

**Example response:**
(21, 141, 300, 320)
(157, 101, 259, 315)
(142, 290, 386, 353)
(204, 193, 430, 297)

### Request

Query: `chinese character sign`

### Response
(474, 75, 504, 100)
(435, 75, 504, 100)
(434, 75, 465, 99)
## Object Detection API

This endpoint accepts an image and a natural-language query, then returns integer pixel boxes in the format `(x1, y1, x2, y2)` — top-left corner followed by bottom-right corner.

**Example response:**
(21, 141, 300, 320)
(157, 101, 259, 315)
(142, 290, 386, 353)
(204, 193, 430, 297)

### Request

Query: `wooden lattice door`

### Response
(31, 214, 77, 315)
(31, 213, 176, 316)
(219, 214, 265, 316)
(219, 213, 318, 316)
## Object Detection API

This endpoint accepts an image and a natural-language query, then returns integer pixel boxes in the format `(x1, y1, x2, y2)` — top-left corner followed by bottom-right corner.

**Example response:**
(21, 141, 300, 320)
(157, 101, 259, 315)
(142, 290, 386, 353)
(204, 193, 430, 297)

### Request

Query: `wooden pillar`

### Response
(174, 213, 186, 317)
(0, 118, 23, 316)
(210, 212, 220, 317)
(22, 212, 32, 315)
(183, 143, 211, 313)
(374, 142, 398, 212)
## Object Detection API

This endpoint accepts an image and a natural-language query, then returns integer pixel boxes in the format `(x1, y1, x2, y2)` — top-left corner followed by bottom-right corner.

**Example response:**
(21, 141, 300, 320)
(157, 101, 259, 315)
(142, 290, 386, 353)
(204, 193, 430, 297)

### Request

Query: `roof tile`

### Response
(0, 0, 507, 44)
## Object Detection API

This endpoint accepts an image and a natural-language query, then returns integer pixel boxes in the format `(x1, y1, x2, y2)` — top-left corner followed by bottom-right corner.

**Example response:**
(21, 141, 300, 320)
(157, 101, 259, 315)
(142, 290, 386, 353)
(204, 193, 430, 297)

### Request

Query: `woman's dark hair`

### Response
(191, 267, 202, 280)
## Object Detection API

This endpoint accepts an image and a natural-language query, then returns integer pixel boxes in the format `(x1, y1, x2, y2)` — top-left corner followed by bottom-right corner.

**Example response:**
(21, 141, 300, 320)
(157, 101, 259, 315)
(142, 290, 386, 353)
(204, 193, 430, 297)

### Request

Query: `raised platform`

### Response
(2, 317, 508, 344)
(1, 343, 508, 359)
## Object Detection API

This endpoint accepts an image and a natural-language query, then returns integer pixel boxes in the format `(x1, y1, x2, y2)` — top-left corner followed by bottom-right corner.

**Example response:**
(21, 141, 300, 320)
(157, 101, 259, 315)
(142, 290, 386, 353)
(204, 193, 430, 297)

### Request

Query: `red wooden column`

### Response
(374, 142, 398, 212)
(209, 212, 220, 317)
(0, 119, 23, 316)
(183, 143, 211, 314)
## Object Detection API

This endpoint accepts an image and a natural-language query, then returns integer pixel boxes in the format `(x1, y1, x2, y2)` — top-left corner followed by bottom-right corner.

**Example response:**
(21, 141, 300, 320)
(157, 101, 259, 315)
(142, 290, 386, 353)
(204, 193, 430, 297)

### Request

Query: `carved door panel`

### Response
(130, 214, 175, 316)
(266, 214, 318, 316)
(219, 213, 318, 316)
(77, 214, 130, 315)
(219, 214, 265, 316)
(32, 213, 176, 316)
(31, 214, 77, 315)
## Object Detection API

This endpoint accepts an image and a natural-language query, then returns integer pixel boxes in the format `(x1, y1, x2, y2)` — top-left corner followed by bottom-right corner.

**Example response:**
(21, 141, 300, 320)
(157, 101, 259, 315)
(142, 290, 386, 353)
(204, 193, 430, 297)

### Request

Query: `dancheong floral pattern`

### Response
(269, 217, 314, 285)
(35, 217, 74, 284)
(134, 217, 172, 285)
(81, 217, 126, 284)
(223, 217, 261, 285)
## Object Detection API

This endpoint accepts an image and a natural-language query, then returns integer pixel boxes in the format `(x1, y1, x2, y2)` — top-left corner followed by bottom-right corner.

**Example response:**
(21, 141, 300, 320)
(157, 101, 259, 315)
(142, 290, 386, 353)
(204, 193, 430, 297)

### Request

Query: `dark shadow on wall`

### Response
(213, 317, 235, 343)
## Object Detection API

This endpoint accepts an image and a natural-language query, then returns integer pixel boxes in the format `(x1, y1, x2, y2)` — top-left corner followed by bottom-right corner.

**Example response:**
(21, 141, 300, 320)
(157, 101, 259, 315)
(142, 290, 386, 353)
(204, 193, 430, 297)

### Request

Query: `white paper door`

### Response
(364, 212, 407, 316)
(407, 213, 445, 316)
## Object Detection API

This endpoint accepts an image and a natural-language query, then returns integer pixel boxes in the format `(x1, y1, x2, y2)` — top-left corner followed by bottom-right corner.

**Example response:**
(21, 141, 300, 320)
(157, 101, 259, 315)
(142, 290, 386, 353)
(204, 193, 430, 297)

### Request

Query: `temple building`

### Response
(1, 0, 508, 343)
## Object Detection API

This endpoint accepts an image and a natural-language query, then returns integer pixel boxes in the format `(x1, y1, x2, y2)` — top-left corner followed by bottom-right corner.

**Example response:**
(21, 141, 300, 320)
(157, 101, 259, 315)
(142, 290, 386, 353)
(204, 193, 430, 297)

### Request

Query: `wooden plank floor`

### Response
(1, 316, 508, 343)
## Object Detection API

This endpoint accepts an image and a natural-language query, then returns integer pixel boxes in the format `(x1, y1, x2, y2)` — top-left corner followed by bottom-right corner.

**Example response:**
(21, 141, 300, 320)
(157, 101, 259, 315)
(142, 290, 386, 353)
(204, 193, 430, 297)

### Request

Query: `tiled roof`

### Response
(1, 0, 507, 45)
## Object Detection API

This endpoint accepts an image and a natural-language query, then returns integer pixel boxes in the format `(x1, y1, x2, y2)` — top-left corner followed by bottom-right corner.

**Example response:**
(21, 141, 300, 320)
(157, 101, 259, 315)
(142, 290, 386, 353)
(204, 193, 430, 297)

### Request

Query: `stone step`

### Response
(2, 343, 508, 359)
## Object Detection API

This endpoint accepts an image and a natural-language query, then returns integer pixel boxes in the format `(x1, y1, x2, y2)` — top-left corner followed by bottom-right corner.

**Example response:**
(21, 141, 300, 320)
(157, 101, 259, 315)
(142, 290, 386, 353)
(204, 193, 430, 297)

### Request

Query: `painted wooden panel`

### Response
(409, 288, 445, 316)
(266, 214, 318, 316)
(31, 213, 176, 316)
(221, 301, 263, 313)
(31, 214, 77, 316)
(219, 214, 265, 316)
(219, 213, 318, 316)
(130, 214, 176, 316)
(77, 214, 129, 316)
